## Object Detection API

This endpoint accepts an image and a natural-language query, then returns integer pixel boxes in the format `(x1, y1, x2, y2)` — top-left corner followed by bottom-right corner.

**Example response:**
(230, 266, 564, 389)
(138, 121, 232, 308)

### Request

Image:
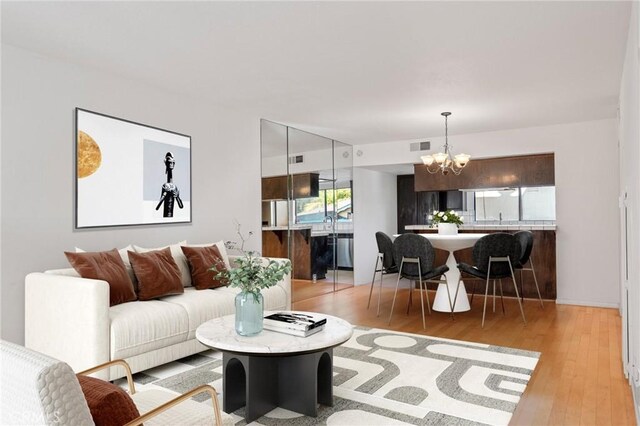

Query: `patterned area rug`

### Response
(119, 327, 539, 425)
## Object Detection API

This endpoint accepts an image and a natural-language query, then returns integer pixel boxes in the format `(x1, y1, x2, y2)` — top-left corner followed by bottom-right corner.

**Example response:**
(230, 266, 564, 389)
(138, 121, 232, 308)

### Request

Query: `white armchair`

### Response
(1, 340, 233, 426)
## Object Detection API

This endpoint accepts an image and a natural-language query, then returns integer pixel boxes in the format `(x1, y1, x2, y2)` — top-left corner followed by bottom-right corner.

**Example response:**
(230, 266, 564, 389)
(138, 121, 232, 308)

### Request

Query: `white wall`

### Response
(618, 1, 640, 413)
(1, 46, 263, 344)
(353, 168, 397, 285)
(353, 119, 621, 308)
(262, 146, 352, 178)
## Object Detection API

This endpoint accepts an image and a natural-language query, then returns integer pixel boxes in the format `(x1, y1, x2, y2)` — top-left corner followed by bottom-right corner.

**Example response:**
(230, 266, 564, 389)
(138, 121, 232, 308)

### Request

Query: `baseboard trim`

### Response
(555, 298, 620, 309)
(631, 378, 640, 425)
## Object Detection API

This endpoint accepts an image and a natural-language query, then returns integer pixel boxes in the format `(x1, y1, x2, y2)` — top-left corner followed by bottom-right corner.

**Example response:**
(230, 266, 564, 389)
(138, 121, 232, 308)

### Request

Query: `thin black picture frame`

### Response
(74, 108, 193, 229)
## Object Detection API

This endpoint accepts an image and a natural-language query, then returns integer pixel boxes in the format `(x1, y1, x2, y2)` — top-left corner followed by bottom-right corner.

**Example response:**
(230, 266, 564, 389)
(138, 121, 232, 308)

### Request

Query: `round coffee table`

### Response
(196, 312, 352, 423)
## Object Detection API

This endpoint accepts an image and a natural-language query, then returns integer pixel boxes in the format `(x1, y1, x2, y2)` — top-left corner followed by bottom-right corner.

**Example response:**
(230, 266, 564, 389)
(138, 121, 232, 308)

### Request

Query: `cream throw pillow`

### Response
(133, 241, 190, 287)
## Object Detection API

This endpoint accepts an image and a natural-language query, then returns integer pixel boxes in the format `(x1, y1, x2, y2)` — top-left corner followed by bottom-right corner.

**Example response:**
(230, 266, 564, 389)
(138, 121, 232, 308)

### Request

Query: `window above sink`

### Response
(295, 188, 352, 224)
(472, 186, 556, 222)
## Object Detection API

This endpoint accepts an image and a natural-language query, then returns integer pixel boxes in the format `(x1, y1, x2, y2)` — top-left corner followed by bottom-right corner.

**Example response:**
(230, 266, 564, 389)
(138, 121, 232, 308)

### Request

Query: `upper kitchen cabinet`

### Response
(292, 173, 319, 199)
(414, 153, 555, 191)
(261, 173, 319, 200)
(261, 175, 288, 200)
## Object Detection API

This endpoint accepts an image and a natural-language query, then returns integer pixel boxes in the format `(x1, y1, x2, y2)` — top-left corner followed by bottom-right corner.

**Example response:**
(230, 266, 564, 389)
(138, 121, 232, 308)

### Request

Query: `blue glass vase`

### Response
(235, 291, 264, 336)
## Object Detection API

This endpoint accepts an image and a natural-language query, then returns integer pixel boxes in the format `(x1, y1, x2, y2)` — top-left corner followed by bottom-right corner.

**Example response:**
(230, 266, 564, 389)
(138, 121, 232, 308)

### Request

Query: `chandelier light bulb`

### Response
(433, 152, 448, 164)
(422, 112, 471, 176)
(421, 155, 435, 166)
(454, 153, 471, 167)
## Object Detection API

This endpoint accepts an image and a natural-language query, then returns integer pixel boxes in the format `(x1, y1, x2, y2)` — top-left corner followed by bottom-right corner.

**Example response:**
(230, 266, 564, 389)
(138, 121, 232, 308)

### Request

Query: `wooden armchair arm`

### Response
(124, 384, 223, 426)
(78, 359, 135, 394)
(78, 360, 223, 426)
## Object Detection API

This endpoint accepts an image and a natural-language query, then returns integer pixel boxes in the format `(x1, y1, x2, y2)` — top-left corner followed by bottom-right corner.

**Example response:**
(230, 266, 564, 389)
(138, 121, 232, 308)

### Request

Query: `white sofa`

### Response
(25, 254, 291, 380)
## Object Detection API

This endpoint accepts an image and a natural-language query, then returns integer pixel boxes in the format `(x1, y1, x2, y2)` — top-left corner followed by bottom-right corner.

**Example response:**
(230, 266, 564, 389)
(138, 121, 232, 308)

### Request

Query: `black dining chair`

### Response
(455, 233, 526, 327)
(367, 232, 399, 316)
(513, 231, 544, 308)
(388, 234, 451, 329)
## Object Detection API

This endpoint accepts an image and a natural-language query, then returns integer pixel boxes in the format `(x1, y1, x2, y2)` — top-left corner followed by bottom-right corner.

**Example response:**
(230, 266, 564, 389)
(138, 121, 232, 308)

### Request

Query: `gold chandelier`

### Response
(421, 112, 470, 175)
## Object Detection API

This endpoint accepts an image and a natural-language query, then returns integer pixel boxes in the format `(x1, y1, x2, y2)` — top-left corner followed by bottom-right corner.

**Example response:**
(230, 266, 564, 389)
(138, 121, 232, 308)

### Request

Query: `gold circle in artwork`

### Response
(77, 131, 102, 178)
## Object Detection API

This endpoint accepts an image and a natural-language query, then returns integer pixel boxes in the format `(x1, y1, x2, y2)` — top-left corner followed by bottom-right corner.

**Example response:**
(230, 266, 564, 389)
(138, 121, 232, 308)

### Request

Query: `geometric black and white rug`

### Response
(120, 327, 540, 425)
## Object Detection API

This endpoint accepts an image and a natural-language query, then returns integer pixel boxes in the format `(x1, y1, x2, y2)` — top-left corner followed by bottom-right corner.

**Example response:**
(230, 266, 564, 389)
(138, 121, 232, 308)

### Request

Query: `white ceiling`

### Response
(1, 1, 632, 145)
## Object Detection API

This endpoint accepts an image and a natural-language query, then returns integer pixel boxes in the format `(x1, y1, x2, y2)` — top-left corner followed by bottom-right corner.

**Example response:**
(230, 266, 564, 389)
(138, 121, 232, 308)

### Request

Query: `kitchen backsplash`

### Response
(441, 210, 555, 226)
(310, 222, 354, 232)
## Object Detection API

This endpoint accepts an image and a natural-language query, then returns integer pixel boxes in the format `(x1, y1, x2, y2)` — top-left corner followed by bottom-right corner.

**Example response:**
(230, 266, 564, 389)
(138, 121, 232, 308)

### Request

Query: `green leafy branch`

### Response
(209, 222, 291, 296)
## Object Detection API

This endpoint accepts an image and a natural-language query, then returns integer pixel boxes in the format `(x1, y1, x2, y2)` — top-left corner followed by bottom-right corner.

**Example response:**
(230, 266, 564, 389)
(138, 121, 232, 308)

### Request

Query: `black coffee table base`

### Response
(222, 348, 334, 423)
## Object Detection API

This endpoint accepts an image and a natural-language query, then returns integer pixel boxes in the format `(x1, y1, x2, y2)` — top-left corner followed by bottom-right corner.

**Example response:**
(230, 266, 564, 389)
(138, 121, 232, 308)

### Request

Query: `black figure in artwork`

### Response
(155, 152, 183, 217)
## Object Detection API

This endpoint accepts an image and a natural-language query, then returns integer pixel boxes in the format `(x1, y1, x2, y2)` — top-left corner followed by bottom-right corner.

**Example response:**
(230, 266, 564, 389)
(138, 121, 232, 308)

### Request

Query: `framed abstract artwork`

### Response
(75, 108, 192, 228)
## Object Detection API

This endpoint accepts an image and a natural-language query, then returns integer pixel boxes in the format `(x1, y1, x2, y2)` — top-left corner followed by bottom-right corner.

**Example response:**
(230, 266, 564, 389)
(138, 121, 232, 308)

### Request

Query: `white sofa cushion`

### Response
(162, 285, 288, 340)
(214, 285, 288, 311)
(110, 300, 189, 359)
(44, 268, 80, 277)
(161, 288, 236, 339)
(262, 285, 288, 311)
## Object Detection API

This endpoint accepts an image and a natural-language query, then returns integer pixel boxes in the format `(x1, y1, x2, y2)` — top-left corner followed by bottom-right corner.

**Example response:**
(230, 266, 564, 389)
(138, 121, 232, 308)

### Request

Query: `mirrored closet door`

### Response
(260, 120, 354, 302)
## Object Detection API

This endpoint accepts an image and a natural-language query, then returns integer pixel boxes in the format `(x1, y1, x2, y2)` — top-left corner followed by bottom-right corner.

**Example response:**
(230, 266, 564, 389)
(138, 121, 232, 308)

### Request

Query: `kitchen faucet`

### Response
(499, 212, 503, 223)
(324, 215, 333, 230)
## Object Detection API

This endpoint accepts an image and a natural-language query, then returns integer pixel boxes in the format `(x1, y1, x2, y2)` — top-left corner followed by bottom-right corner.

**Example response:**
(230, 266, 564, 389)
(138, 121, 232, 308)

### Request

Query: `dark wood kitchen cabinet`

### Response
(261, 176, 288, 200)
(413, 228, 556, 300)
(416, 191, 439, 226)
(261, 173, 320, 200)
(262, 229, 312, 280)
(397, 175, 416, 234)
(291, 173, 319, 199)
(414, 153, 555, 191)
(397, 175, 439, 234)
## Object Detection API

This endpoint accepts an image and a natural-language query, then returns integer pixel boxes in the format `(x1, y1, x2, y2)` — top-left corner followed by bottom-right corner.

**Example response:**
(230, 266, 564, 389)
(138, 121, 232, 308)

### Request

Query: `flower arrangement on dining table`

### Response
(429, 210, 464, 228)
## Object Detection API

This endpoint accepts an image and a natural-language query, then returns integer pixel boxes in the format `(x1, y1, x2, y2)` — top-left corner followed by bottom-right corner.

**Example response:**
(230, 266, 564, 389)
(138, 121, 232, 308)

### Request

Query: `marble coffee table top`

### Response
(196, 311, 353, 355)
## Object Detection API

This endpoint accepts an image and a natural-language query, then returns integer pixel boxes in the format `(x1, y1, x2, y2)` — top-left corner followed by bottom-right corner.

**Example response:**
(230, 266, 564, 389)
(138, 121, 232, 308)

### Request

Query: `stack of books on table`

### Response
(263, 312, 327, 337)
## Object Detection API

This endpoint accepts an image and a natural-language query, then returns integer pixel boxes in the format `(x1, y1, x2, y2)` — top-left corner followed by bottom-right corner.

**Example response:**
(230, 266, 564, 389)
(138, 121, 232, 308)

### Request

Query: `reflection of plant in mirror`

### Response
(295, 189, 351, 213)
(326, 188, 351, 206)
(297, 191, 326, 213)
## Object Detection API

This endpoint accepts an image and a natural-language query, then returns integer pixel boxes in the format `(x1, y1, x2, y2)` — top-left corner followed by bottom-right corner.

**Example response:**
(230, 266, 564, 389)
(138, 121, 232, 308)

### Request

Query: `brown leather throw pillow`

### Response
(77, 375, 140, 426)
(181, 245, 229, 290)
(65, 249, 136, 306)
(128, 247, 184, 300)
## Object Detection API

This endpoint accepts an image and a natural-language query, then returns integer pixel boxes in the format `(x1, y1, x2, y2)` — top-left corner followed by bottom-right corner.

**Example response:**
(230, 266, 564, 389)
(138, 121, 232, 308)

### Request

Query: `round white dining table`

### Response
(418, 233, 487, 312)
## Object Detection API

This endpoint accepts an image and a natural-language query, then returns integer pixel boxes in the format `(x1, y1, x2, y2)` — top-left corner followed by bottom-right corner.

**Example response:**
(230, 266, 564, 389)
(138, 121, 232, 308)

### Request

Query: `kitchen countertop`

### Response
(263, 225, 353, 235)
(262, 225, 312, 231)
(406, 224, 557, 231)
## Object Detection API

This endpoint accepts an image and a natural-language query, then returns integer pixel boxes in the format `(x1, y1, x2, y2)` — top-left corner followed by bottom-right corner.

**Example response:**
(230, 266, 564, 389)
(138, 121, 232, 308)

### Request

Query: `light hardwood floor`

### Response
(292, 285, 636, 426)
(292, 279, 353, 303)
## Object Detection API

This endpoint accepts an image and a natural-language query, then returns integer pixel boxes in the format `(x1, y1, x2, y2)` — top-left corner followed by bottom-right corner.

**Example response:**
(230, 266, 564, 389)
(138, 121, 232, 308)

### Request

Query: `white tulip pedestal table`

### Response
(195, 312, 353, 423)
(418, 233, 488, 312)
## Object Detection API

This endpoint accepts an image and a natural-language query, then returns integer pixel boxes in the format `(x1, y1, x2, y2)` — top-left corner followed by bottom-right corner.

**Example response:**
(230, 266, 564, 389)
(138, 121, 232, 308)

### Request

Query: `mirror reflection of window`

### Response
(521, 186, 556, 220)
(294, 188, 352, 224)
(474, 186, 556, 221)
(295, 192, 326, 224)
(327, 188, 352, 221)
(474, 189, 519, 221)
